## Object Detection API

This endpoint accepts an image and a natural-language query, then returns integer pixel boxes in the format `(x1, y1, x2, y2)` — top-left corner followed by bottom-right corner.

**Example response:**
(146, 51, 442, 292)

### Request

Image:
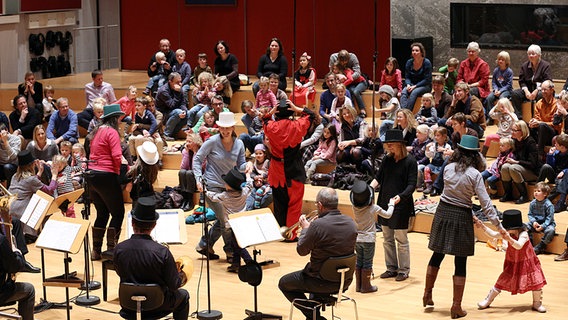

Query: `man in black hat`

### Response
(114, 197, 189, 320)
(278, 188, 357, 320)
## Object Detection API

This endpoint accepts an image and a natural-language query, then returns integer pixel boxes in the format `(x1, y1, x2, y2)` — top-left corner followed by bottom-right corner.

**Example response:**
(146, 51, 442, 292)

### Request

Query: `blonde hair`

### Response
(92, 97, 107, 113)
(394, 109, 418, 130)
(52, 154, 67, 167)
(176, 48, 186, 56)
(198, 71, 214, 87)
(60, 141, 72, 150)
(259, 76, 269, 86)
(416, 124, 431, 136)
(44, 84, 54, 96)
(421, 93, 434, 104)
(72, 143, 86, 157)
(155, 51, 166, 61)
(499, 137, 515, 151)
(15, 162, 35, 180)
(496, 51, 511, 67)
(496, 98, 515, 113)
(214, 75, 233, 98)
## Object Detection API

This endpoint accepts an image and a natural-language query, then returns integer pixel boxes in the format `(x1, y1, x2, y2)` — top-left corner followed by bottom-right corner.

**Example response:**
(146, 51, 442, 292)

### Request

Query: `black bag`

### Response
(311, 173, 332, 186)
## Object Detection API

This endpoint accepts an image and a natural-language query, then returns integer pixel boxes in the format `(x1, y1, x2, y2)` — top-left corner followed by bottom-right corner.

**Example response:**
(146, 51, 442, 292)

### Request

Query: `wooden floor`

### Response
(3, 70, 568, 319)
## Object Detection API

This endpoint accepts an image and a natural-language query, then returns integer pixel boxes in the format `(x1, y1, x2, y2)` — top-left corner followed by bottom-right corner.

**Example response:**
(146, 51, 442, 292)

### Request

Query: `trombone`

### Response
(280, 210, 319, 240)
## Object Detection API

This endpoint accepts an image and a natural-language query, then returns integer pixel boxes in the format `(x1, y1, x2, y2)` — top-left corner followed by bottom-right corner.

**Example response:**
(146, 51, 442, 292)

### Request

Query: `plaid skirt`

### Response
(428, 201, 475, 257)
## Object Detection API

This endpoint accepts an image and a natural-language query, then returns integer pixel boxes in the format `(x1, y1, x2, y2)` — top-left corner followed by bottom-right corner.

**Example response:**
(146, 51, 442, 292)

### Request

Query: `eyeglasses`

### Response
(212, 102, 224, 106)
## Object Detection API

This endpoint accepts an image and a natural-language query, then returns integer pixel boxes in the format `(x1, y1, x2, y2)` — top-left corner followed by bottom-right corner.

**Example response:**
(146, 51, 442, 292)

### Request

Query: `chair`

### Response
(118, 282, 169, 320)
(0, 302, 22, 319)
(289, 253, 359, 320)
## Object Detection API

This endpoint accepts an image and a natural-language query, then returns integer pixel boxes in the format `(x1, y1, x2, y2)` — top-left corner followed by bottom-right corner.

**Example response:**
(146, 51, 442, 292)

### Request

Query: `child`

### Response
(438, 57, 459, 94)
(206, 167, 253, 273)
(526, 182, 556, 255)
(198, 110, 219, 142)
(547, 137, 568, 213)
(474, 210, 547, 313)
(246, 174, 273, 211)
(42, 84, 56, 123)
(59, 141, 73, 164)
(330, 83, 352, 132)
(128, 96, 161, 161)
(481, 137, 515, 196)
(415, 93, 438, 126)
(423, 127, 451, 194)
(212, 75, 233, 105)
(188, 72, 215, 127)
(71, 143, 87, 189)
(350, 179, 398, 293)
(304, 124, 338, 183)
(179, 132, 203, 211)
(249, 143, 270, 178)
(485, 51, 514, 114)
(142, 51, 168, 95)
(126, 141, 159, 206)
(52, 155, 79, 218)
(255, 76, 278, 109)
(115, 85, 137, 123)
(192, 53, 212, 87)
(376, 85, 400, 140)
(291, 52, 316, 108)
(359, 123, 384, 175)
(483, 98, 518, 156)
(172, 49, 192, 105)
(88, 97, 106, 133)
(539, 133, 568, 188)
(379, 57, 402, 98)
(410, 125, 432, 191)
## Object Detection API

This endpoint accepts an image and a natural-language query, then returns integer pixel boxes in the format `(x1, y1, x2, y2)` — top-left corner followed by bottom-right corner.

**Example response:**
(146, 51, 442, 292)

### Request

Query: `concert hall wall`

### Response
(119, 0, 391, 78)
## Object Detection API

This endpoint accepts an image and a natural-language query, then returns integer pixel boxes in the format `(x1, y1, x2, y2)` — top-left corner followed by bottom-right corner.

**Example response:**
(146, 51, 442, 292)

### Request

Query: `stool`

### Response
(102, 258, 116, 301)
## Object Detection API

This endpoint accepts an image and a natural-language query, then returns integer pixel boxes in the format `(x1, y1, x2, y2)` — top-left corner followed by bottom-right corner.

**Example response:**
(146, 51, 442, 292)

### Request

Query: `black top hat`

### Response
(384, 129, 405, 143)
(275, 100, 294, 119)
(350, 179, 374, 208)
(222, 167, 246, 191)
(238, 260, 263, 286)
(502, 209, 524, 230)
(131, 196, 159, 222)
(17, 150, 35, 167)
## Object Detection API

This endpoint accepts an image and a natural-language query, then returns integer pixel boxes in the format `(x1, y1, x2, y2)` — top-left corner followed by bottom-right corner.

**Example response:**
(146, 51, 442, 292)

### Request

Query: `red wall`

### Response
(120, 0, 390, 79)
(20, 0, 81, 12)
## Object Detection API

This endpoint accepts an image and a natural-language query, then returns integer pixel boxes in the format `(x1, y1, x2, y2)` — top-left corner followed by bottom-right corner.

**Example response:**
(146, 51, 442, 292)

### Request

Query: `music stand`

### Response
(229, 209, 284, 320)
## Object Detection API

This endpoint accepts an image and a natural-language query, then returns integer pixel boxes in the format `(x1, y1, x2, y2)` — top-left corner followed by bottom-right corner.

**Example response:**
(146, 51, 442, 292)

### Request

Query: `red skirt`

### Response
(494, 238, 546, 294)
(291, 86, 315, 106)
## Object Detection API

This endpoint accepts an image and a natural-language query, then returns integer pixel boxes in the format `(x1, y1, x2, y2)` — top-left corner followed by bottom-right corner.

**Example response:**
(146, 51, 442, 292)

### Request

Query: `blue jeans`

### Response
(164, 109, 187, 138)
(526, 223, 556, 245)
(245, 192, 273, 211)
(400, 85, 431, 110)
(197, 187, 233, 257)
(356, 242, 376, 269)
(146, 74, 167, 90)
(239, 133, 264, 154)
(187, 104, 209, 128)
(481, 169, 498, 189)
(379, 120, 394, 141)
(382, 225, 410, 275)
(347, 81, 368, 112)
(484, 90, 511, 115)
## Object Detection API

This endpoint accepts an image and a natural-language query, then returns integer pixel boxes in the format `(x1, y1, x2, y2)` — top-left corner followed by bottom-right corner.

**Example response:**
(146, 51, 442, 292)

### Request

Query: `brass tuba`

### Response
(175, 256, 193, 287)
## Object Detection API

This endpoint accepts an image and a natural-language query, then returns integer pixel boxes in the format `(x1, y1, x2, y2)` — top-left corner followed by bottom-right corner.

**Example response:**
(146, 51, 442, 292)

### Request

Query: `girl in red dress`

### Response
(291, 52, 316, 108)
(474, 209, 547, 313)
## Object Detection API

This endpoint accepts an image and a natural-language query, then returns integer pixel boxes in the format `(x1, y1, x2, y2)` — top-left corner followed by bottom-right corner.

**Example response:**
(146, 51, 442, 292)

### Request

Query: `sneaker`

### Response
(554, 249, 568, 261)
(395, 273, 409, 281)
(142, 88, 150, 95)
(164, 135, 175, 141)
(196, 248, 219, 260)
(379, 270, 398, 279)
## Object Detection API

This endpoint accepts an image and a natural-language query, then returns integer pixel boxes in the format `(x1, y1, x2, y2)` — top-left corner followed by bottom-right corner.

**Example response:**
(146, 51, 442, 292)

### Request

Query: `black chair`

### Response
(118, 282, 170, 320)
(0, 302, 22, 319)
(289, 253, 359, 320)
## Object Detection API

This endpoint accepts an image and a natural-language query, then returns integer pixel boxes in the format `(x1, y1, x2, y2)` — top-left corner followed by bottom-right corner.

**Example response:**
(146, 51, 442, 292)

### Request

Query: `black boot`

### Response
(499, 180, 514, 202)
(515, 182, 529, 204)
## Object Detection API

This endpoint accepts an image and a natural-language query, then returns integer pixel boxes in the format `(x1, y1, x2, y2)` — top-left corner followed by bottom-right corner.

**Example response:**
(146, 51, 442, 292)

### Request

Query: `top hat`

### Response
(238, 260, 263, 286)
(276, 100, 294, 119)
(457, 135, 480, 151)
(384, 129, 405, 143)
(131, 196, 159, 222)
(222, 167, 246, 191)
(136, 141, 159, 165)
(17, 149, 35, 166)
(350, 179, 374, 208)
(216, 112, 236, 127)
(378, 84, 394, 97)
(101, 104, 125, 119)
(501, 209, 524, 230)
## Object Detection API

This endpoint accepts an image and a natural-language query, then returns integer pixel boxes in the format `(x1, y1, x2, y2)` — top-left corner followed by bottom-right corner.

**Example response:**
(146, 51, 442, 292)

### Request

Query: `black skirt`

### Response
(428, 200, 475, 257)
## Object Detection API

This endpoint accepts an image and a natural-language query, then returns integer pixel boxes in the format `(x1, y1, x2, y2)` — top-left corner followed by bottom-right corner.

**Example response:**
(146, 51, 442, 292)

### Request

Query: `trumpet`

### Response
(280, 210, 319, 240)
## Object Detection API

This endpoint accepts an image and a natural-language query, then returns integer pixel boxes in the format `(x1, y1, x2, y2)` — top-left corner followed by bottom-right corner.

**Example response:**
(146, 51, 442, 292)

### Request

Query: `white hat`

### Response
(137, 141, 159, 165)
(216, 111, 236, 127)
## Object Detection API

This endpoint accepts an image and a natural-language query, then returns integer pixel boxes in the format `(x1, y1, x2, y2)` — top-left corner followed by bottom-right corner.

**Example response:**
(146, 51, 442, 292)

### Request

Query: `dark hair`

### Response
(268, 73, 280, 81)
(449, 147, 484, 173)
(322, 123, 338, 146)
(411, 42, 426, 57)
(91, 69, 103, 79)
(12, 94, 25, 109)
(384, 57, 399, 75)
(214, 40, 230, 56)
(266, 38, 284, 56)
(127, 157, 159, 188)
(132, 219, 156, 233)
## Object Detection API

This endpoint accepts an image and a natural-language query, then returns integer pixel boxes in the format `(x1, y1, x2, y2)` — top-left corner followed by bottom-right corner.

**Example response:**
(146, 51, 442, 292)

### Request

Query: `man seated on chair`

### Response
(0, 224, 36, 320)
(113, 197, 189, 320)
(45, 97, 79, 145)
(278, 187, 357, 320)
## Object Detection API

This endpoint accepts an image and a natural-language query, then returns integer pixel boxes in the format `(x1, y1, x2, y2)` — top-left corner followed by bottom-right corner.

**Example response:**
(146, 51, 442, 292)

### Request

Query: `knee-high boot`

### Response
(91, 227, 106, 261)
(451, 276, 467, 319)
(101, 227, 121, 260)
(499, 180, 514, 202)
(360, 268, 378, 293)
(423, 266, 439, 307)
(515, 182, 529, 204)
(355, 267, 361, 292)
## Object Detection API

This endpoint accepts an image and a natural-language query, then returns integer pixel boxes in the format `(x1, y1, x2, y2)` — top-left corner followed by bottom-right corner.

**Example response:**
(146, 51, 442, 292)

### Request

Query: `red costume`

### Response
(264, 107, 313, 231)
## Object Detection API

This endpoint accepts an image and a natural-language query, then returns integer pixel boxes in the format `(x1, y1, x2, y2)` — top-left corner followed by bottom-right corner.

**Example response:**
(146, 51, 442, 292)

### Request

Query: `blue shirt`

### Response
(46, 109, 78, 141)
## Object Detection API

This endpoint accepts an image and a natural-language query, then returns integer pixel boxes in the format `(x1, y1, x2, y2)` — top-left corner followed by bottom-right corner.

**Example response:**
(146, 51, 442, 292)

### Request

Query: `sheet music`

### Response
(21, 194, 50, 229)
(36, 219, 81, 252)
(126, 210, 181, 244)
(229, 212, 283, 248)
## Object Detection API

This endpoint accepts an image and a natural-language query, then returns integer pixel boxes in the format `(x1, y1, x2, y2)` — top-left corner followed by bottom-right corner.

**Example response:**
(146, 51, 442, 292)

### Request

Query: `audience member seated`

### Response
(17, 71, 43, 113)
(238, 101, 264, 154)
(128, 97, 163, 167)
(410, 124, 432, 191)
(0, 124, 21, 188)
(528, 80, 559, 161)
(291, 52, 317, 108)
(415, 93, 438, 127)
(187, 72, 214, 128)
(320, 72, 351, 125)
(193, 53, 212, 87)
(376, 84, 400, 140)
(46, 97, 79, 145)
(485, 51, 514, 114)
(144, 38, 176, 95)
(78, 69, 117, 130)
(253, 38, 288, 96)
(393, 109, 417, 146)
(329, 49, 368, 117)
(438, 57, 459, 94)
(300, 113, 324, 166)
(337, 106, 366, 166)
(191, 95, 228, 135)
(456, 42, 490, 100)
(432, 75, 452, 119)
(400, 42, 432, 111)
(42, 85, 56, 123)
(442, 82, 487, 138)
(26, 124, 58, 183)
(178, 132, 202, 212)
(380, 57, 402, 98)
(155, 72, 187, 141)
(171, 49, 192, 106)
(213, 40, 240, 92)
(359, 123, 384, 175)
(483, 98, 518, 156)
(499, 120, 541, 205)
(538, 133, 568, 188)
(304, 123, 338, 184)
(525, 182, 556, 255)
(510, 44, 552, 118)
(9, 95, 41, 140)
(213, 76, 233, 106)
(115, 85, 137, 124)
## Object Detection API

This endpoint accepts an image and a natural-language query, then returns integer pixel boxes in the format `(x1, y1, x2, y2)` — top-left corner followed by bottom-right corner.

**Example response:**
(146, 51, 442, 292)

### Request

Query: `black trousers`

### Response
(86, 170, 125, 229)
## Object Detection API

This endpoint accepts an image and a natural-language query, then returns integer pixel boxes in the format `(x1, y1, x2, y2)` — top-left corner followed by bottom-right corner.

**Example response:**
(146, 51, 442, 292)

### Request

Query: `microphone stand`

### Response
(76, 159, 101, 306)
(197, 178, 222, 320)
(290, 0, 297, 105)
(370, 0, 379, 177)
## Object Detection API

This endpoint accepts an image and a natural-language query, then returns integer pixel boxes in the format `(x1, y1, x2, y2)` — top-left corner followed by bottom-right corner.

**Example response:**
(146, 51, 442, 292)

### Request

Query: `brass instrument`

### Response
(175, 256, 193, 287)
(0, 183, 17, 281)
(280, 210, 319, 240)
